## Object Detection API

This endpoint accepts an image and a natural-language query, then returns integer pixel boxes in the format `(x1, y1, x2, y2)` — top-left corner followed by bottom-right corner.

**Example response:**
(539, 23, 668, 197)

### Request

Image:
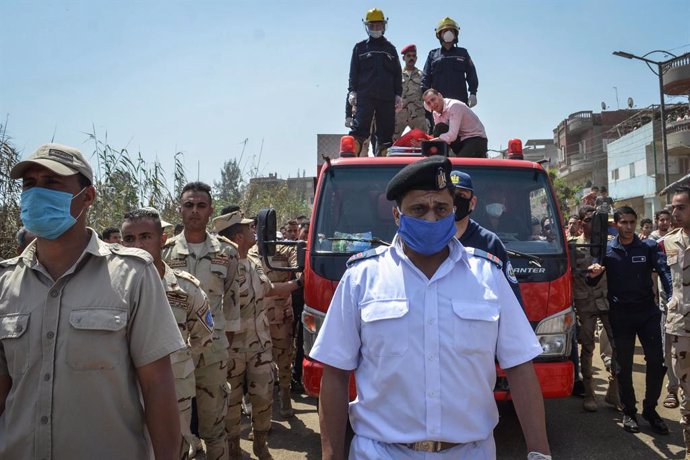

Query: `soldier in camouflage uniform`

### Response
(249, 243, 299, 418)
(571, 206, 618, 412)
(214, 211, 302, 460)
(394, 44, 428, 141)
(122, 208, 215, 459)
(163, 182, 240, 460)
(664, 186, 690, 458)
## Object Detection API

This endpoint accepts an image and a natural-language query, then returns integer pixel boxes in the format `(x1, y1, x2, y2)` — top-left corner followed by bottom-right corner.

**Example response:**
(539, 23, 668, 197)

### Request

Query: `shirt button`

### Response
(44, 373, 51, 381)
(46, 331, 55, 339)
(50, 290, 58, 298)
(41, 416, 49, 424)
(428, 355, 437, 361)
(428, 319, 434, 325)
(15, 325, 23, 333)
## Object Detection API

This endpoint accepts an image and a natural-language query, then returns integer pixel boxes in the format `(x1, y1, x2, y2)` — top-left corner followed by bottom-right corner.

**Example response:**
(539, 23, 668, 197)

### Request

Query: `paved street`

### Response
(223, 340, 686, 459)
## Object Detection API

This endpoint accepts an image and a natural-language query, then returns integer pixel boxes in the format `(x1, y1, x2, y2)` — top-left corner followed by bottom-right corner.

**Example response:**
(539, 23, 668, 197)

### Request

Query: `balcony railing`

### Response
(663, 55, 690, 95)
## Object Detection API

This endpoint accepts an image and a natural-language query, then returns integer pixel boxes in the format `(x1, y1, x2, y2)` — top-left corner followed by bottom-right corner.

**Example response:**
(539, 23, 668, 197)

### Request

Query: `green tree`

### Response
(547, 167, 580, 217)
(214, 158, 244, 209)
(241, 181, 311, 224)
(0, 125, 22, 259)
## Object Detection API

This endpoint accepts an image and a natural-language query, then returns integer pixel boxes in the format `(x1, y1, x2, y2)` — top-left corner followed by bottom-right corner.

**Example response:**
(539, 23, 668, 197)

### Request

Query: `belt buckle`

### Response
(415, 441, 437, 452)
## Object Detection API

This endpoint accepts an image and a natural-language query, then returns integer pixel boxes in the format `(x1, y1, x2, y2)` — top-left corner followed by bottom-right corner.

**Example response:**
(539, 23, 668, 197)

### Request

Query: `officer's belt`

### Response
(399, 440, 460, 452)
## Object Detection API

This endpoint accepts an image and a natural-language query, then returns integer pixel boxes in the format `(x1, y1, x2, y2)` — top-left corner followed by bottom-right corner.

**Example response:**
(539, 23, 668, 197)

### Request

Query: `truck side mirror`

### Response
(257, 208, 277, 257)
(296, 241, 306, 269)
(589, 212, 609, 259)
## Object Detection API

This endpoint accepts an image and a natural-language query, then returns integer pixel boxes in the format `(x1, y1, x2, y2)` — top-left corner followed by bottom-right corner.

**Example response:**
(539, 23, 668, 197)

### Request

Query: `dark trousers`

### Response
(450, 136, 488, 158)
(610, 303, 665, 416)
(350, 96, 395, 154)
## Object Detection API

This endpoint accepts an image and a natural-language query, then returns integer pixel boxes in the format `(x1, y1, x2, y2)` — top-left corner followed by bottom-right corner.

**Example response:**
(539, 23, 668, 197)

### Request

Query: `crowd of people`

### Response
(346, 9, 488, 157)
(565, 189, 690, 458)
(3, 143, 313, 460)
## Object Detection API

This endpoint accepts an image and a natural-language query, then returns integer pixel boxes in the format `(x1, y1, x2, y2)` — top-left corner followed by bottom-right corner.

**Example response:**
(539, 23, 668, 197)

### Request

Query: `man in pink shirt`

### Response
(423, 88, 488, 157)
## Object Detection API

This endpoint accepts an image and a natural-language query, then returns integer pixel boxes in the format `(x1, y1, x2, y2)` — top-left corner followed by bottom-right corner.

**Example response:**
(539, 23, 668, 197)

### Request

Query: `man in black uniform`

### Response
(588, 206, 672, 434)
(421, 17, 479, 107)
(451, 171, 523, 306)
(347, 8, 402, 157)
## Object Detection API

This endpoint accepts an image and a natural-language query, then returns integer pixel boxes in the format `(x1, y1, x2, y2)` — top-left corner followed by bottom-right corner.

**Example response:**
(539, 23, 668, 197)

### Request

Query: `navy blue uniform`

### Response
(589, 235, 673, 417)
(421, 46, 478, 104)
(460, 219, 523, 306)
(348, 37, 402, 151)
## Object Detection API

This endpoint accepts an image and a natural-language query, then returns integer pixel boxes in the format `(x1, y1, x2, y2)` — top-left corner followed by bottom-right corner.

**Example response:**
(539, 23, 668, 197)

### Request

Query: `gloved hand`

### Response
(468, 94, 477, 108)
(527, 452, 552, 460)
(395, 95, 403, 112)
(345, 117, 353, 128)
(348, 91, 357, 106)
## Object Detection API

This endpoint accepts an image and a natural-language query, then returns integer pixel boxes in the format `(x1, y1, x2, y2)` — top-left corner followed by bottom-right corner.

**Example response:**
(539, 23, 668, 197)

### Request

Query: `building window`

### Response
(611, 168, 619, 181)
(629, 163, 635, 178)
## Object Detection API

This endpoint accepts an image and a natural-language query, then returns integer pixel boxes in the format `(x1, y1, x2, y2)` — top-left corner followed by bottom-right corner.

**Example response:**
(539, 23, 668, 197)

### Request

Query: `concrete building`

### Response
(523, 139, 558, 166)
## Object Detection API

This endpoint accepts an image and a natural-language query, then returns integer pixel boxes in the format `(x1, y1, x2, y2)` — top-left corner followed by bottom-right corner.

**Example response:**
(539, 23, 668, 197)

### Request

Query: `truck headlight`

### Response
(534, 308, 575, 358)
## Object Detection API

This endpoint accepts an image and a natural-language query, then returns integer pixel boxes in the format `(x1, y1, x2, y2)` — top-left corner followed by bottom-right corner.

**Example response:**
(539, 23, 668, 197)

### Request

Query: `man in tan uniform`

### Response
(163, 181, 240, 460)
(664, 185, 690, 458)
(249, 242, 299, 418)
(214, 211, 302, 460)
(394, 44, 428, 140)
(0, 143, 184, 459)
(571, 205, 618, 412)
(122, 207, 215, 459)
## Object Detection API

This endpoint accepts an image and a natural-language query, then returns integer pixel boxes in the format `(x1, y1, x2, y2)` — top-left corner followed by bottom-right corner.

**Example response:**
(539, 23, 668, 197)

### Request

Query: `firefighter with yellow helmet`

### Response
(347, 8, 402, 156)
(421, 17, 479, 108)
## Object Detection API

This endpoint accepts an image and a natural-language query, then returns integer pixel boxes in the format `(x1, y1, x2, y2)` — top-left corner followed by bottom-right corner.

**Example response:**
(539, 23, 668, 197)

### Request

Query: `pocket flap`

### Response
(360, 300, 408, 323)
(70, 309, 128, 331)
(452, 301, 500, 322)
(0, 314, 29, 339)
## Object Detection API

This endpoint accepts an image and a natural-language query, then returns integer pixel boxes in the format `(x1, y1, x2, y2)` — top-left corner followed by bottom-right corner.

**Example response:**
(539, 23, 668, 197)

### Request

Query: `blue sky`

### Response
(2, 0, 689, 187)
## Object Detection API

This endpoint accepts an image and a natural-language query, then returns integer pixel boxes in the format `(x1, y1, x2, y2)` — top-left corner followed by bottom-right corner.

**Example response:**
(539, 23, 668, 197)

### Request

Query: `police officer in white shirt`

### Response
(311, 156, 551, 460)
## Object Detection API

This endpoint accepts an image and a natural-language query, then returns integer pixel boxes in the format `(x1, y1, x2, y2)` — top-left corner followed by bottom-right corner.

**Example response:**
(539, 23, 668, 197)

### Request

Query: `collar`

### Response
(162, 262, 177, 289)
(392, 233, 465, 265)
(23, 228, 109, 279)
(173, 231, 220, 256)
(611, 234, 641, 250)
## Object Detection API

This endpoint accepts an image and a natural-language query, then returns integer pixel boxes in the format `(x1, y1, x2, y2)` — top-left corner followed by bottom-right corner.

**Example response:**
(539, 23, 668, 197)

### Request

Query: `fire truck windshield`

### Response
(312, 165, 565, 256)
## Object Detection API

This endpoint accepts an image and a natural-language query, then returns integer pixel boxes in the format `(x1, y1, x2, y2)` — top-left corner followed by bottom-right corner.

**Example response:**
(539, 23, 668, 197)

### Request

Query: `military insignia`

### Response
(632, 256, 646, 263)
(166, 291, 188, 309)
(346, 246, 387, 267)
(205, 310, 214, 328)
(466, 247, 503, 269)
(436, 167, 447, 189)
(211, 255, 230, 267)
(48, 149, 74, 162)
(168, 259, 187, 269)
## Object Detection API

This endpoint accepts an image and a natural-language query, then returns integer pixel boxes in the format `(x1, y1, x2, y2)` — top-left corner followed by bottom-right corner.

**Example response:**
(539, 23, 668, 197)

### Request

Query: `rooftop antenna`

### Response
(601, 102, 608, 111)
(627, 97, 634, 109)
(613, 86, 620, 109)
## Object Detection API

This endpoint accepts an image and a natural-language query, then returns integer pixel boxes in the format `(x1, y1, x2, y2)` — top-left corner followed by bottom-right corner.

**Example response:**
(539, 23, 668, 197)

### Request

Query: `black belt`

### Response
(400, 441, 461, 452)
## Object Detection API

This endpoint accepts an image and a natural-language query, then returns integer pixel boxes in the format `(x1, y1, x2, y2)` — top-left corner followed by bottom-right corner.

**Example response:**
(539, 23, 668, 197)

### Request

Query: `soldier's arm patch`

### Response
(465, 247, 503, 270)
(204, 310, 214, 329)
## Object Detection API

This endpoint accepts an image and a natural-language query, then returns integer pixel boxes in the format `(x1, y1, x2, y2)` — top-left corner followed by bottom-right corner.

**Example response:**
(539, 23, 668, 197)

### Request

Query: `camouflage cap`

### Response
(213, 210, 253, 233)
(10, 143, 93, 183)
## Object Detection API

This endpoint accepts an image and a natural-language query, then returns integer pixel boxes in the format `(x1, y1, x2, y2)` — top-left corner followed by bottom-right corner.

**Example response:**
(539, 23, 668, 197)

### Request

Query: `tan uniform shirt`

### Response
(163, 263, 214, 397)
(401, 67, 424, 113)
(0, 230, 185, 459)
(163, 232, 240, 365)
(248, 245, 296, 339)
(571, 234, 609, 311)
(664, 228, 690, 336)
(230, 257, 273, 352)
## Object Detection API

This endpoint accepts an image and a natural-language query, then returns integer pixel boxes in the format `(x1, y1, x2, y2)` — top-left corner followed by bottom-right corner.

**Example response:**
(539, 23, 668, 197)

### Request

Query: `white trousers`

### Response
(349, 434, 496, 460)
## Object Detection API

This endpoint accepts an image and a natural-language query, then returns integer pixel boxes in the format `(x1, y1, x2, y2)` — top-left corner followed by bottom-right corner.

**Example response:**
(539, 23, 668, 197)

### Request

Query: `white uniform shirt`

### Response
(310, 235, 542, 444)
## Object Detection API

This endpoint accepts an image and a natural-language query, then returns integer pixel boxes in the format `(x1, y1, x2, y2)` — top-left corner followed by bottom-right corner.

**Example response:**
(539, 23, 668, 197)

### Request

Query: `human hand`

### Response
(395, 95, 403, 112)
(348, 91, 357, 106)
(345, 117, 353, 128)
(587, 264, 605, 277)
(468, 94, 477, 108)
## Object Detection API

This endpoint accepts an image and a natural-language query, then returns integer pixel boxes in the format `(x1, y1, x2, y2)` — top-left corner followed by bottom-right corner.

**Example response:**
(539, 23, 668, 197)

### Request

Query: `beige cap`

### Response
(10, 143, 94, 183)
(213, 210, 253, 233)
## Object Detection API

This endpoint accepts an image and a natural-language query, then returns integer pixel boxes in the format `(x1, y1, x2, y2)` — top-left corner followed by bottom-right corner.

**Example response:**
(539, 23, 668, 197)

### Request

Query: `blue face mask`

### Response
(21, 187, 86, 240)
(397, 209, 457, 255)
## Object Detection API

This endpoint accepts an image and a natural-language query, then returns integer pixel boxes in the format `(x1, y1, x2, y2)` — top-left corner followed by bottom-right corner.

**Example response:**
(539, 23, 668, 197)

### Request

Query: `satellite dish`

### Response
(627, 97, 634, 108)
(601, 102, 607, 110)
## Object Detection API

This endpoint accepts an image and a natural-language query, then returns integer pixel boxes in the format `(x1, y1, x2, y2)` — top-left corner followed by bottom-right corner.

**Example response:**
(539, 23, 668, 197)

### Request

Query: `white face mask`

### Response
(442, 30, 455, 43)
(368, 30, 383, 39)
(486, 203, 505, 218)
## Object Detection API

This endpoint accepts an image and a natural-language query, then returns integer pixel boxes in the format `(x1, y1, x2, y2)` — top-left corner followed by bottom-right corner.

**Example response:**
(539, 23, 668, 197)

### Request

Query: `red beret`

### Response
(401, 44, 416, 55)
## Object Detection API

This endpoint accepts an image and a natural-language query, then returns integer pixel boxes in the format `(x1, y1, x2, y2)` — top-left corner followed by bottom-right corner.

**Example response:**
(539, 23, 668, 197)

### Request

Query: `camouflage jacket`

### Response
(664, 228, 690, 336)
(571, 234, 609, 311)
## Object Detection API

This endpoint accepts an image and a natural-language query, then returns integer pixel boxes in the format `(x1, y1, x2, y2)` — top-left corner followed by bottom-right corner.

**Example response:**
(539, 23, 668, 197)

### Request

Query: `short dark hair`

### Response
(286, 220, 299, 227)
(102, 227, 121, 240)
(600, 186, 608, 193)
(673, 185, 690, 201)
(422, 88, 442, 98)
(78, 173, 92, 188)
(180, 181, 212, 203)
(123, 208, 163, 234)
(591, 186, 600, 191)
(640, 218, 653, 227)
(174, 223, 184, 235)
(578, 205, 596, 220)
(655, 209, 671, 220)
(613, 206, 637, 222)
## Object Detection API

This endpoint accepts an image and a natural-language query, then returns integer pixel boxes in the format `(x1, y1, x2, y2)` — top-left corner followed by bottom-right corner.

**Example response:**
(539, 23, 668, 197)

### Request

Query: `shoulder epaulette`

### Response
(666, 228, 683, 238)
(109, 245, 153, 264)
(466, 247, 503, 269)
(217, 235, 238, 251)
(346, 246, 387, 268)
(173, 269, 202, 288)
(162, 236, 177, 248)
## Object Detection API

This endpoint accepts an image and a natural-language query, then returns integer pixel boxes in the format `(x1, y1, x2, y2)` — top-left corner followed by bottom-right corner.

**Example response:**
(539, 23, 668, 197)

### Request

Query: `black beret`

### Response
(385, 155, 453, 201)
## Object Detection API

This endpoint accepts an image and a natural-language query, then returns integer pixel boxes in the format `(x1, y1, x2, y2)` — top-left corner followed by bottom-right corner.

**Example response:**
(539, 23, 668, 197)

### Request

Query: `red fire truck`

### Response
(258, 142, 576, 401)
